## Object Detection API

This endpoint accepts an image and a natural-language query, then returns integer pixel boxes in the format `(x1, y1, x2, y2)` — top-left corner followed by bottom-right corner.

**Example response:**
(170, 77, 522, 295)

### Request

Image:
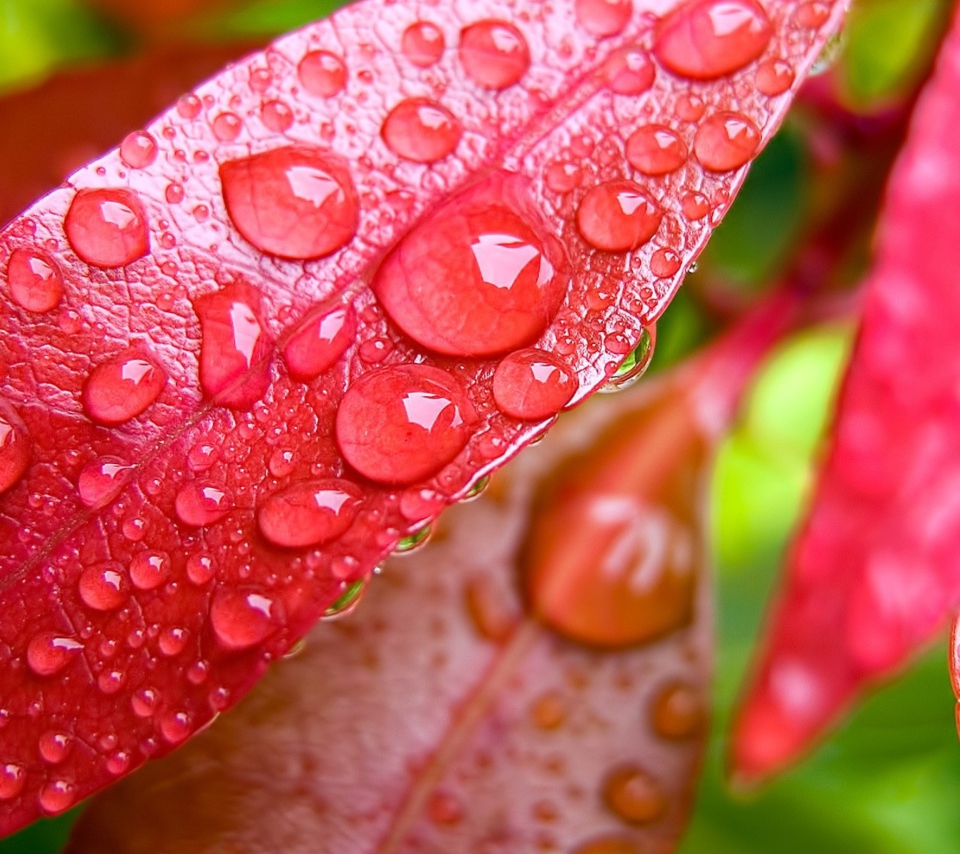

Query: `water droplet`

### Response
(694, 112, 760, 172)
(336, 364, 475, 485)
(493, 349, 576, 421)
(6, 247, 64, 313)
(323, 578, 368, 618)
(38, 731, 72, 764)
(577, 181, 662, 252)
(651, 682, 704, 738)
(602, 46, 656, 95)
(26, 633, 83, 677)
(106, 751, 130, 775)
(600, 327, 656, 392)
(165, 183, 184, 204)
(262, 99, 294, 133)
(459, 20, 531, 89)
(650, 248, 682, 277)
(531, 692, 566, 729)
(187, 660, 210, 684)
(64, 188, 149, 268)
(681, 191, 710, 220)
(129, 551, 170, 591)
(654, 0, 772, 80)
(220, 146, 359, 260)
(0, 765, 25, 800)
(372, 171, 569, 357)
(98, 670, 125, 694)
(193, 282, 273, 409)
(576, 0, 633, 37)
(175, 482, 232, 527)
(283, 303, 355, 380)
(257, 478, 362, 548)
(402, 21, 445, 67)
(0, 399, 30, 495)
(626, 125, 688, 175)
(177, 94, 202, 120)
(38, 780, 74, 815)
(83, 347, 167, 426)
(160, 711, 191, 744)
(427, 790, 463, 825)
(132, 687, 159, 718)
(78, 562, 128, 611)
(249, 67, 272, 93)
(78, 458, 132, 508)
(212, 111, 243, 141)
(544, 161, 583, 193)
(755, 58, 795, 95)
(210, 588, 278, 650)
(187, 554, 215, 585)
(382, 98, 463, 163)
(463, 475, 491, 502)
(796, 1, 830, 28)
(298, 50, 347, 98)
(119, 131, 158, 169)
(394, 523, 432, 554)
(603, 765, 666, 824)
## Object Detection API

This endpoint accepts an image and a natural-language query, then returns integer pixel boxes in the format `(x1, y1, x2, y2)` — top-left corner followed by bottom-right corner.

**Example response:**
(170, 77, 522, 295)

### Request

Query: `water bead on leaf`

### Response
(459, 20, 531, 90)
(577, 181, 662, 252)
(82, 347, 167, 426)
(602, 765, 667, 824)
(625, 125, 688, 175)
(257, 479, 362, 548)
(575, 0, 633, 38)
(492, 349, 578, 421)
(210, 589, 278, 651)
(6, 248, 64, 313)
(26, 633, 83, 678)
(64, 188, 149, 268)
(602, 46, 656, 95)
(297, 50, 348, 98)
(119, 131, 158, 170)
(77, 458, 133, 509)
(381, 98, 463, 163)
(282, 303, 356, 381)
(694, 112, 761, 172)
(78, 563, 129, 612)
(175, 482, 232, 528)
(402, 21, 446, 67)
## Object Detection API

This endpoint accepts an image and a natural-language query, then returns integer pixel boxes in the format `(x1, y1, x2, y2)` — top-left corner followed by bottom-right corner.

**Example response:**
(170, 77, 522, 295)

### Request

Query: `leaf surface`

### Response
(0, 0, 846, 833)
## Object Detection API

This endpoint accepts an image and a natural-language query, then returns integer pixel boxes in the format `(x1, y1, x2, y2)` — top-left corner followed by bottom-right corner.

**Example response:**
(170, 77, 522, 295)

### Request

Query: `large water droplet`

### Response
(83, 347, 167, 426)
(402, 21, 445, 67)
(119, 131, 158, 170)
(459, 20, 531, 89)
(654, 0, 772, 80)
(193, 282, 274, 409)
(78, 562, 128, 611)
(210, 588, 278, 650)
(175, 482, 232, 527)
(160, 711, 191, 744)
(493, 349, 576, 421)
(64, 188, 149, 268)
(129, 551, 170, 591)
(0, 399, 30, 495)
(257, 478, 362, 548)
(602, 765, 666, 824)
(6, 248, 64, 313)
(38, 731, 72, 765)
(38, 780, 75, 815)
(78, 458, 132, 508)
(220, 146, 359, 260)
(298, 50, 347, 98)
(372, 172, 569, 357)
(602, 47, 656, 95)
(282, 303, 355, 380)
(336, 364, 475, 485)
(626, 125, 688, 175)
(577, 181, 662, 252)
(576, 0, 633, 37)
(382, 98, 463, 163)
(651, 681, 704, 738)
(694, 112, 760, 172)
(755, 57, 795, 95)
(0, 765, 25, 800)
(26, 633, 83, 677)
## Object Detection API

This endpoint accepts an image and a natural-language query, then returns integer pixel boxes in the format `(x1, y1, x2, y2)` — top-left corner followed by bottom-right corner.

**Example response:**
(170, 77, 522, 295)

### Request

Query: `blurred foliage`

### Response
(1, 0, 959, 851)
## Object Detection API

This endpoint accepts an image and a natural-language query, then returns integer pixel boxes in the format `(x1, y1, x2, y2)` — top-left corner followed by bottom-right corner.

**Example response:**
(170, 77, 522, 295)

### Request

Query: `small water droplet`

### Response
(600, 327, 656, 392)
(257, 478, 362, 548)
(0, 765, 25, 800)
(268, 448, 297, 479)
(188, 442, 220, 473)
(187, 660, 210, 684)
(119, 131, 158, 169)
(810, 31, 844, 76)
(262, 99, 294, 133)
(459, 20, 531, 90)
(402, 21, 445, 67)
(249, 67, 272, 93)
(626, 125, 688, 175)
(38, 731, 72, 765)
(655, 0, 772, 80)
(323, 579, 368, 618)
(336, 364, 475, 485)
(6, 248, 64, 313)
(544, 160, 583, 193)
(106, 751, 131, 775)
(129, 551, 170, 591)
(694, 112, 760, 172)
(651, 681, 704, 738)
(97, 670, 125, 694)
(83, 347, 167, 426)
(577, 181, 662, 252)
(382, 98, 463, 163)
(26, 633, 83, 677)
(493, 349, 576, 421)
(602, 46, 656, 95)
(175, 482, 232, 528)
(427, 790, 463, 826)
(187, 554, 215, 585)
(0, 399, 30, 495)
(394, 523, 432, 554)
(210, 588, 278, 650)
(298, 50, 347, 98)
(131, 687, 159, 718)
(603, 765, 666, 824)
(38, 780, 74, 815)
(755, 57, 795, 95)
(78, 458, 132, 508)
(576, 0, 633, 37)
(212, 111, 243, 141)
(64, 188, 149, 268)
(165, 183, 185, 205)
(681, 191, 710, 220)
(283, 303, 355, 380)
(650, 248, 682, 278)
(160, 711, 191, 744)
(220, 146, 359, 260)
(531, 692, 566, 729)
(177, 94, 202, 120)
(78, 562, 128, 611)
(796, 1, 830, 28)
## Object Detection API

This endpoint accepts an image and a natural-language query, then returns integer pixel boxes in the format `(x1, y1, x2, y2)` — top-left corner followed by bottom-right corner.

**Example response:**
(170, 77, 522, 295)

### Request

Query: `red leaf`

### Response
(0, 0, 845, 834)
(733, 3, 960, 782)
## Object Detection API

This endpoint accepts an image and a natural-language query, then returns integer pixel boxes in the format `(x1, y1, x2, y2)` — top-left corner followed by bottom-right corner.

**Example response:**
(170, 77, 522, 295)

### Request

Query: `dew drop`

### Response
(210, 588, 278, 650)
(257, 478, 362, 548)
(544, 161, 583, 194)
(796, 1, 830, 28)
(193, 282, 273, 409)
(681, 191, 710, 220)
(268, 448, 297, 479)
(83, 347, 167, 426)
(575, 0, 633, 37)
(187, 554, 215, 585)
(323, 578, 368, 618)
(694, 112, 761, 172)
(402, 21, 445, 67)
(382, 98, 463, 163)
(599, 327, 656, 392)
(160, 711, 191, 744)
(459, 20, 531, 90)
(175, 482, 232, 528)
(372, 172, 569, 357)
(493, 349, 576, 421)
(6, 247, 64, 313)
(64, 188, 149, 268)
(283, 303, 355, 380)
(755, 58, 795, 95)
(38, 731, 72, 765)
(220, 146, 359, 260)
(177, 94, 202, 120)
(0, 765, 25, 800)
(602, 46, 656, 95)
(97, 670, 125, 694)
(298, 50, 347, 98)
(261, 99, 294, 133)
(165, 183, 184, 205)
(78, 562, 128, 611)
(119, 131, 158, 169)
(129, 551, 170, 591)
(335, 364, 475, 485)
(651, 681, 704, 738)
(650, 248, 682, 278)
(212, 111, 243, 141)
(654, 0, 772, 80)
(625, 125, 688, 175)
(603, 765, 666, 824)
(26, 633, 83, 677)
(78, 458, 133, 508)
(394, 523, 432, 554)
(106, 752, 130, 775)
(577, 181, 662, 252)
(0, 399, 30, 496)
(38, 780, 74, 815)
(131, 688, 159, 718)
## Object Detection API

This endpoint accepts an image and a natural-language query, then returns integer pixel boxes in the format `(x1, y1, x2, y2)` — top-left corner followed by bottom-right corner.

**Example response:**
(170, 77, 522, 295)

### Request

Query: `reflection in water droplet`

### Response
(493, 349, 577, 421)
(83, 347, 167, 426)
(323, 578, 368, 618)
(576, 0, 633, 37)
(602, 46, 656, 95)
(38, 731, 72, 765)
(298, 50, 347, 98)
(258, 478, 362, 548)
(210, 588, 278, 650)
(394, 523, 432, 554)
(459, 20, 531, 90)
(625, 125, 688, 175)
(262, 99, 294, 133)
(694, 112, 761, 172)
(175, 482, 232, 527)
(78, 563, 128, 611)
(603, 765, 666, 824)
(27, 633, 83, 677)
(283, 303, 355, 380)
(382, 98, 463, 163)
(64, 188, 149, 268)
(0, 399, 30, 495)
(212, 112, 243, 141)
(38, 780, 75, 815)
(129, 551, 170, 591)
(577, 181, 662, 252)
(119, 131, 158, 169)
(403, 21, 445, 67)
(0, 765, 25, 800)
(78, 458, 132, 509)
(755, 58, 795, 95)
(600, 327, 656, 393)
(6, 248, 64, 313)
